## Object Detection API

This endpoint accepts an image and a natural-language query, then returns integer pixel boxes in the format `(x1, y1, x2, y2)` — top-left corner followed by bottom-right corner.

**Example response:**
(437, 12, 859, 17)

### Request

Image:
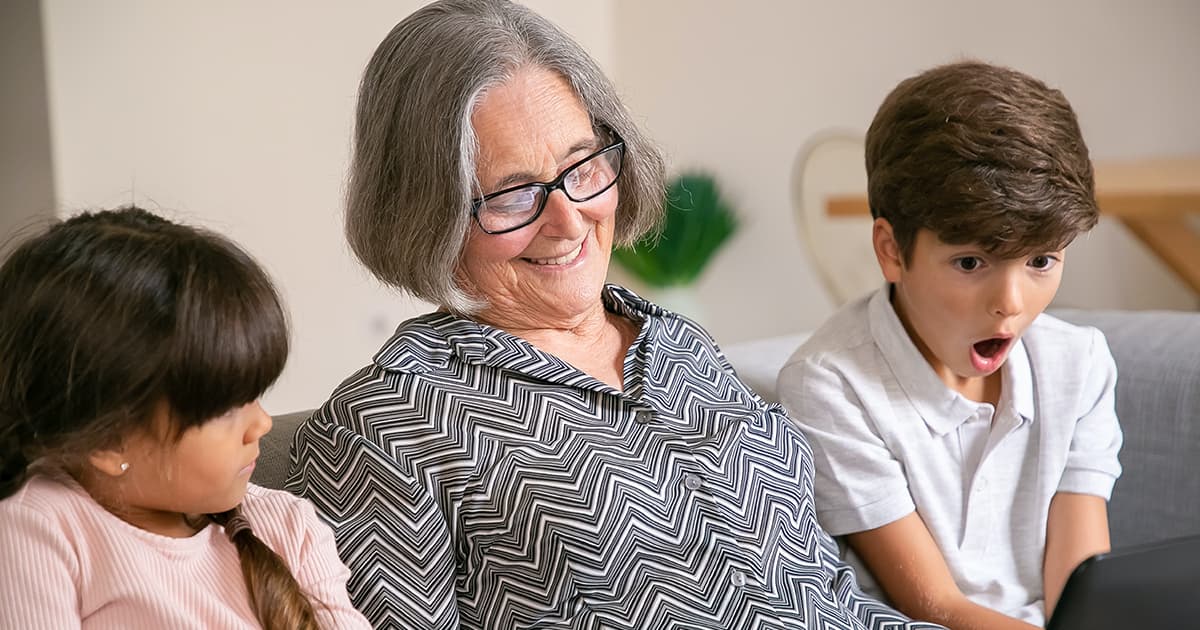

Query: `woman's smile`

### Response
(522, 237, 587, 268)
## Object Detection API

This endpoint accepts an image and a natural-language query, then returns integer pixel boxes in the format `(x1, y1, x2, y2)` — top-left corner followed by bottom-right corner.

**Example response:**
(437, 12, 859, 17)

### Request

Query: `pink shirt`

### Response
(0, 474, 371, 629)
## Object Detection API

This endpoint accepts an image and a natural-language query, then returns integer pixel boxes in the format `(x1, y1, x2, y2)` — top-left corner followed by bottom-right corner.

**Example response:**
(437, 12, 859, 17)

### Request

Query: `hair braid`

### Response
(210, 507, 322, 630)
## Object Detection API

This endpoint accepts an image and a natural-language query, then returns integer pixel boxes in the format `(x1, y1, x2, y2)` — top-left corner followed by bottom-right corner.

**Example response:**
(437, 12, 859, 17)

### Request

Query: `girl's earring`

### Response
(120, 462, 129, 472)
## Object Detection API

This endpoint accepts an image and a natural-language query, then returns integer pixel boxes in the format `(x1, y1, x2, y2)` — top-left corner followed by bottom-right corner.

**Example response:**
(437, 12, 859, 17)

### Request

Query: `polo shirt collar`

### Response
(1001, 338, 1035, 423)
(868, 286, 1034, 436)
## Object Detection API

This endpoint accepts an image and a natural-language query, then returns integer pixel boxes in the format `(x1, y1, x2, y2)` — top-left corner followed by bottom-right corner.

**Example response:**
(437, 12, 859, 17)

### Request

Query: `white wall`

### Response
(1, 0, 56, 253)
(612, 0, 1200, 344)
(40, 0, 614, 413)
(40, 0, 1198, 413)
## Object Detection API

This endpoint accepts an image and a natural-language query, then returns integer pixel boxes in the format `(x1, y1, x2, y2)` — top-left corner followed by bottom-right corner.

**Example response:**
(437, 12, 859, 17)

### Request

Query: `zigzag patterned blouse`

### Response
(287, 285, 944, 630)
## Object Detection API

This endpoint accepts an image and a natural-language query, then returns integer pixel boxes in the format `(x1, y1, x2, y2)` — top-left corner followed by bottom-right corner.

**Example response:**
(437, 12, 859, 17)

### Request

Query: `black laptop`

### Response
(1046, 534, 1200, 630)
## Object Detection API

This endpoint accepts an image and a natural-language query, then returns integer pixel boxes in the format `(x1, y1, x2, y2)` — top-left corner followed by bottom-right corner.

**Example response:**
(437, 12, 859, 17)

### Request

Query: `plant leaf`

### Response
(614, 173, 738, 287)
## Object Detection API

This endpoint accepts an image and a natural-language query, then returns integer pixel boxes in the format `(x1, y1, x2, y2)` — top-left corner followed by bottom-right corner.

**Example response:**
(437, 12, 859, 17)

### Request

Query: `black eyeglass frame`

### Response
(469, 133, 626, 235)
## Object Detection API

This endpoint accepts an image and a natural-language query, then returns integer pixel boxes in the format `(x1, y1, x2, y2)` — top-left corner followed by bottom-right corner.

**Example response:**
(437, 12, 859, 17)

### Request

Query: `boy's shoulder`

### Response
(1023, 311, 1108, 359)
(786, 290, 878, 367)
(1019, 312, 1117, 407)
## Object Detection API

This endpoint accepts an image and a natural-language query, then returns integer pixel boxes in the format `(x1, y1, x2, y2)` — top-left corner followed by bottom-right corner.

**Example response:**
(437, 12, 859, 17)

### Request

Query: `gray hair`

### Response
(345, 0, 666, 313)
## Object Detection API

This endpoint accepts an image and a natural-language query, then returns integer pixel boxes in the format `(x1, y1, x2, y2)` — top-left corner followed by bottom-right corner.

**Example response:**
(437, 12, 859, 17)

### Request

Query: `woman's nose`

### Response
(535, 188, 587, 237)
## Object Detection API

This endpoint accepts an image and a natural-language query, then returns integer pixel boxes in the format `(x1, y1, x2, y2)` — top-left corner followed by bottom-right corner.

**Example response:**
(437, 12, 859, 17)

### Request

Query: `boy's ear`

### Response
(88, 448, 129, 478)
(872, 217, 904, 283)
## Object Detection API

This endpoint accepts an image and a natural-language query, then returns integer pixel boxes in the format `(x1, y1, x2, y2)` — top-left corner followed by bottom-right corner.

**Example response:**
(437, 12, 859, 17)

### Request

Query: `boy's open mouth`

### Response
(973, 337, 1010, 359)
(969, 335, 1013, 373)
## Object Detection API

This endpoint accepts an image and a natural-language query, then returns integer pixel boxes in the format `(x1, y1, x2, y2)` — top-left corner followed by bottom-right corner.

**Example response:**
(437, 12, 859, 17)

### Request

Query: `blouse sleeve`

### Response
(286, 415, 460, 630)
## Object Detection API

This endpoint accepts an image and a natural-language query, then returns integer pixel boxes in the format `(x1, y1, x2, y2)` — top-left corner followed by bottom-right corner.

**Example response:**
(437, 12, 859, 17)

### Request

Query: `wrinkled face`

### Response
(881, 226, 1065, 393)
(457, 66, 618, 331)
(113, 401, 271, 535)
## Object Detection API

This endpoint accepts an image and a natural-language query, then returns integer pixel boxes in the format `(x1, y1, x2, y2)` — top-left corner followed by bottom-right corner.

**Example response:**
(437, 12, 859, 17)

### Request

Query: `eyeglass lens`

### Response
(475, 144, 623, 234)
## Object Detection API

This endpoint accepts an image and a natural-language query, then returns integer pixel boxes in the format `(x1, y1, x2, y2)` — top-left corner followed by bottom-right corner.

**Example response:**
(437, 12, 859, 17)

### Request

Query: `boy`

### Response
(777, 61, 1123, 629)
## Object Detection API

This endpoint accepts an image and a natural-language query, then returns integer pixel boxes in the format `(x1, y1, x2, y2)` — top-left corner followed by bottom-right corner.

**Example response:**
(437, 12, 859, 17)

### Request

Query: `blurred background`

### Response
(4, 0, 1197, 413)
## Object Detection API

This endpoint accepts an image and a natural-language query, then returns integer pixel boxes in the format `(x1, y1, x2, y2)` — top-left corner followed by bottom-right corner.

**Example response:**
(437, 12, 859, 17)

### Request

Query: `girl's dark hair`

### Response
(0, 207, 318, 630)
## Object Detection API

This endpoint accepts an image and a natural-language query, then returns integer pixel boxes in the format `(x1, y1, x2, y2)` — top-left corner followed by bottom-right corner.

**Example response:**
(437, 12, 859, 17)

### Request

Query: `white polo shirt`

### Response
(777, 286, 1123, 625)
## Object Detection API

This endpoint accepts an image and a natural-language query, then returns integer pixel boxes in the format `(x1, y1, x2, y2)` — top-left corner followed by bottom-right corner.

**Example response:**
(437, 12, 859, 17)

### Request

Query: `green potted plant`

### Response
(613, 173, 738, 310)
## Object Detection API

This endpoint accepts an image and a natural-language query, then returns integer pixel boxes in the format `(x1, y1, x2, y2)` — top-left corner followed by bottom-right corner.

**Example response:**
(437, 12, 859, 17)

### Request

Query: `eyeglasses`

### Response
(470, 136, 625, 235)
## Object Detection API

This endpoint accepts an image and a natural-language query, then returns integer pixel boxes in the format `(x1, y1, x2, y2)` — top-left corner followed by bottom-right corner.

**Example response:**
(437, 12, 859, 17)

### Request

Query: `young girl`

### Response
(0, 208, 370, 629)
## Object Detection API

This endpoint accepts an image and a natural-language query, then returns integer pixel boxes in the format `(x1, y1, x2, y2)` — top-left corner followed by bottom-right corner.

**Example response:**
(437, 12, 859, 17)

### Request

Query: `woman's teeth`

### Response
(527, 243, 583, 266)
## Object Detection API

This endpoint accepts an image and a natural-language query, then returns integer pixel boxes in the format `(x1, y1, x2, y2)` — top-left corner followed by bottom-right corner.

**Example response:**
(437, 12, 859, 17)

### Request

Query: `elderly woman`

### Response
(287, 1, 944, 629)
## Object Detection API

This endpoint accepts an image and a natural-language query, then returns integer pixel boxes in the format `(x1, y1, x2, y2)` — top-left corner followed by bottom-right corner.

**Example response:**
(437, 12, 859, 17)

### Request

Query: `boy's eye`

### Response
(953, 257, 982, 272)
(1029, 255, 1059, 271)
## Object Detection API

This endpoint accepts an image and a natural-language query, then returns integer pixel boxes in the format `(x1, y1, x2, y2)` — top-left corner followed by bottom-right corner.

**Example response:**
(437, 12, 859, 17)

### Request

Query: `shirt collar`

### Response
(868, 286, 1034, 436)
(371, 283, 652, 378)
(601, 284, 655, 322)
(370, 311, 476, 373)
(1001, 338, 1035, 423)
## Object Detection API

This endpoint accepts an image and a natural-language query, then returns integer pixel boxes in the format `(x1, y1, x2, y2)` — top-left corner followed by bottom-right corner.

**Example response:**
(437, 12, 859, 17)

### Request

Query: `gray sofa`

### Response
(254, 309, 1200, 550)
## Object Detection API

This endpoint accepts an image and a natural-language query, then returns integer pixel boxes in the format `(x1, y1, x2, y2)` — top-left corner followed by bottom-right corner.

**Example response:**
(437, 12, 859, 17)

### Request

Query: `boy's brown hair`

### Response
(865, 60, 1098, 262)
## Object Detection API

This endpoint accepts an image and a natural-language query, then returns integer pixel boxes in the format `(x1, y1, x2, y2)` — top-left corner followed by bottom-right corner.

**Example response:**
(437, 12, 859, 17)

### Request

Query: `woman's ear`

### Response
(872, 217, 904, 283)
(88, 448, 129, 478)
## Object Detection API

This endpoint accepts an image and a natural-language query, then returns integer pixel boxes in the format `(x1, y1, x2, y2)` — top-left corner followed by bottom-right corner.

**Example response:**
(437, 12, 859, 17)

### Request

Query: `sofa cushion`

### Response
(1053, 309, 1200, 548)
(251, 409, 311, 490)
(721, 333, 808, 403)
